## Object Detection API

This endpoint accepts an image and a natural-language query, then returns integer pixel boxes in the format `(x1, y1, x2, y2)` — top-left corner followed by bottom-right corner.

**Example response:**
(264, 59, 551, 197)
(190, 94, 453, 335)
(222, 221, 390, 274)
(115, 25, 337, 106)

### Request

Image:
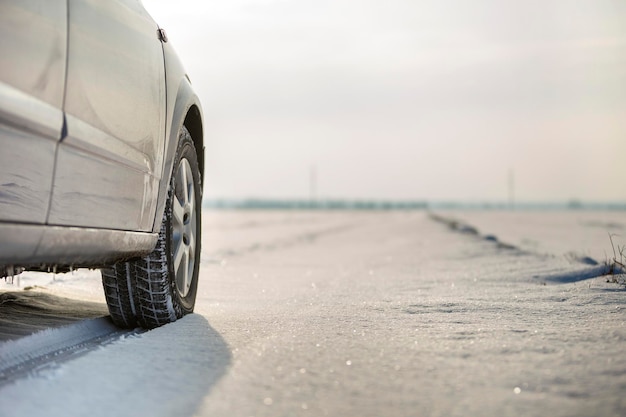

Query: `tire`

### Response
(102, 126, 201, 329)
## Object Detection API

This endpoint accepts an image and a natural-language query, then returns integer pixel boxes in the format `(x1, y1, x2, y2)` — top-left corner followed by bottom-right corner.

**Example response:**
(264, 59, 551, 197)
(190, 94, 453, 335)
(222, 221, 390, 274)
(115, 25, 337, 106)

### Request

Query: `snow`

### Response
(441, 210, 626, 263)
(0, 314, 229, 417)
(0, 317, 116, 370)
(1, 209, 625, 416)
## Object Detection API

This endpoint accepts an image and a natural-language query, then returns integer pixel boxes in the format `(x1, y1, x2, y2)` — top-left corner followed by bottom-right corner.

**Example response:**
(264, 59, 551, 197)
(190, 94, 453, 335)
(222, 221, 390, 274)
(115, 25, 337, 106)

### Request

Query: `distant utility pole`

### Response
(508, 169, 515, 210)
(310, 165, 317, 202)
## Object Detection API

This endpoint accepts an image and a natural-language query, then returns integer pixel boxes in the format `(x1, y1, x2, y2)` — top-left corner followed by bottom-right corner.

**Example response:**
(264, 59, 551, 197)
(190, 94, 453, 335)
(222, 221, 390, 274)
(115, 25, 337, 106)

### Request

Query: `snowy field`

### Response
(1, 209, 625, 416)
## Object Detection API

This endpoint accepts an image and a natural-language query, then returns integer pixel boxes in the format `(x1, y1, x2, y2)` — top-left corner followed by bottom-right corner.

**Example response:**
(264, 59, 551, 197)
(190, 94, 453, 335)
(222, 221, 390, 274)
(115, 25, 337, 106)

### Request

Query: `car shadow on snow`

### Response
(0, 311, 232, 417)
(114, 313, 232, 417)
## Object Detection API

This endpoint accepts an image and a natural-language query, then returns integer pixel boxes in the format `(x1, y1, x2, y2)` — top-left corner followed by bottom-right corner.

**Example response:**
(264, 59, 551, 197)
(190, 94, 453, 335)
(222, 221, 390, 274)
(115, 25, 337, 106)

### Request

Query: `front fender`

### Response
(152, 41, 203, 233)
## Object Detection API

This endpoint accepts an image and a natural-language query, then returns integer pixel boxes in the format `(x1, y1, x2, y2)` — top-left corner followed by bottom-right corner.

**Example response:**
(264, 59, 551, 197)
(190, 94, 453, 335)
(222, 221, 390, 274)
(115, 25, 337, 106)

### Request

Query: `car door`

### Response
(0, 0, 67, 224)
(48, 0, 165, 232)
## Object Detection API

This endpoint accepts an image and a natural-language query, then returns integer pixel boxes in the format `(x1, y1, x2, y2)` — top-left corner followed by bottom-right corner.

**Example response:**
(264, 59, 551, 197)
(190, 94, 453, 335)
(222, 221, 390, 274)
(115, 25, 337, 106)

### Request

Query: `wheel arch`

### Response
(153, 52, 204, 234)
(183, 103, 204, 187)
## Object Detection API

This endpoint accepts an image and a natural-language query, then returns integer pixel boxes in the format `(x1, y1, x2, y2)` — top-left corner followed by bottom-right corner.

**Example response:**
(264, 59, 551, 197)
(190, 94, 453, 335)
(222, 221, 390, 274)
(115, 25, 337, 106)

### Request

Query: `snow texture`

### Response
(1, 210, 625, 417)
(0, 317, 119, 376)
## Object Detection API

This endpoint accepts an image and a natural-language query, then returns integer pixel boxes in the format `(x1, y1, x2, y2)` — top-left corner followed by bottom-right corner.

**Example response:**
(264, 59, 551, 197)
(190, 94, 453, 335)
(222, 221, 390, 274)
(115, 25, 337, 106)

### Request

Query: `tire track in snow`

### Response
(428, 211, 622, 283)
(0, 317, 144, 385)
(202, 222, 356, 264)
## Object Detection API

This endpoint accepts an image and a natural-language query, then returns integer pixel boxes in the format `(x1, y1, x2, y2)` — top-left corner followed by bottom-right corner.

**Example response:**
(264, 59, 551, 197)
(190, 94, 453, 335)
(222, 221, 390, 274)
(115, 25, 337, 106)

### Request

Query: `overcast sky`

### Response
(144, 0, 625, 203)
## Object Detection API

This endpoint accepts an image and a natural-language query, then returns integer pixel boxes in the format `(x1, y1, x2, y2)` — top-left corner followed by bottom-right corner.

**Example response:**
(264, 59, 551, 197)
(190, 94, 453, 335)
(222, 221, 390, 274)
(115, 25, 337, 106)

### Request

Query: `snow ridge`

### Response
(0, 317, 128, 380)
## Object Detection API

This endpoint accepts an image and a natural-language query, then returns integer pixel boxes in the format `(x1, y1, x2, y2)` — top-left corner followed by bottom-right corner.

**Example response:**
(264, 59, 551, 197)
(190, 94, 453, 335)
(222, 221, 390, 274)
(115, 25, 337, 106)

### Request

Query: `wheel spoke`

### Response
(179, 162, 189, 206)
(187, 180, 195, 214)
(187, 234, 195, 290)
(172, 194, 185, 228)
(187, 233, 195, 261)
(178, 249, 190, 294)
(173, 237, 185, 279)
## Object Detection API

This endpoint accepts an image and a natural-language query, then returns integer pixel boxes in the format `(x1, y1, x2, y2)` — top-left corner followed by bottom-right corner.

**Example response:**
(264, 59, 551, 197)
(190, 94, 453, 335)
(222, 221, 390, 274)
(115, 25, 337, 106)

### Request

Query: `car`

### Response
(0, 0, 204, 329)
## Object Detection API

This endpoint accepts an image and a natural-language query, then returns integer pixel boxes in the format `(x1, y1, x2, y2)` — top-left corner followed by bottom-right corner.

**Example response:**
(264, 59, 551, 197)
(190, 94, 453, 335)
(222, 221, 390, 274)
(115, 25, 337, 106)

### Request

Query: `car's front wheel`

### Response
(102, 126, 201, 329)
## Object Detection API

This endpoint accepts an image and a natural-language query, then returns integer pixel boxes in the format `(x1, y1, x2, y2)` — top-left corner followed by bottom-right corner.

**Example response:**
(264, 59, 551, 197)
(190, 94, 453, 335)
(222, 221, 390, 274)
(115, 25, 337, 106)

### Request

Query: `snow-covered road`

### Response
(1, 210, 625, 416)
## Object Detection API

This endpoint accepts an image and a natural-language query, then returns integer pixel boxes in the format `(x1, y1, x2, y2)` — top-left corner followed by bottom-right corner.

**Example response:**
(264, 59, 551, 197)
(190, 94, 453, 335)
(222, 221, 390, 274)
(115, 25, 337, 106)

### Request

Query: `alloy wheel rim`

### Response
(171, 158, 196, 298)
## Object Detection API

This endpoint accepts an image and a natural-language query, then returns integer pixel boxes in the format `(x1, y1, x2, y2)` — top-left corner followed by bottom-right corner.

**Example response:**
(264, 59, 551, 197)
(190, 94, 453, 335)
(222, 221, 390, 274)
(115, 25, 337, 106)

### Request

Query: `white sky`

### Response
(143, 0, 626, 202)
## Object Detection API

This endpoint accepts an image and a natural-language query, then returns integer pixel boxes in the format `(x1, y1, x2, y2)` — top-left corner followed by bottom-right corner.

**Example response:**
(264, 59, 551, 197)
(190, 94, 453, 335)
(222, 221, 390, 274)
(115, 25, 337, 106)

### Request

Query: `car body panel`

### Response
(0, 0, 66, 225)
(0, 223, 157, 266)
(0, 0, 67, 110)
(48, 114, 158, 231)
(152, 41, 204, 233)
(49, 0, 165, 231)
(0, 0, 203, 271)
(0, 119, 57, 224)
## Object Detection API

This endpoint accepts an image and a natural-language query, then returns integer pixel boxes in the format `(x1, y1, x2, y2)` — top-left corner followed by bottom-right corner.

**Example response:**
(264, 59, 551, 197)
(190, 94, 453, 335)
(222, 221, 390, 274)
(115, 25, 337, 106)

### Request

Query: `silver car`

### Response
(0, 0, 204, 329)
